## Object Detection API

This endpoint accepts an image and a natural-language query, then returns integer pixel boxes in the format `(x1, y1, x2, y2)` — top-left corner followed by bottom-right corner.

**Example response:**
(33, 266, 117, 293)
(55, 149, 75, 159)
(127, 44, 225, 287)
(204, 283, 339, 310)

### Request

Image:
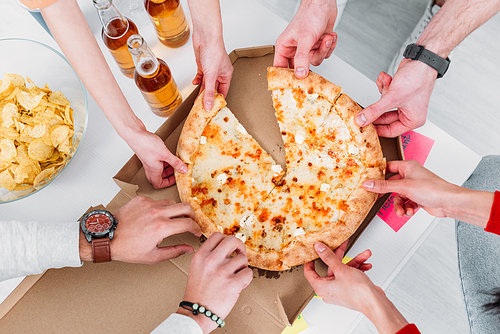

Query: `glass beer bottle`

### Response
(144, 0, 190, 48)
(93, 0, 139, 78)
(127, 34, 182, 116)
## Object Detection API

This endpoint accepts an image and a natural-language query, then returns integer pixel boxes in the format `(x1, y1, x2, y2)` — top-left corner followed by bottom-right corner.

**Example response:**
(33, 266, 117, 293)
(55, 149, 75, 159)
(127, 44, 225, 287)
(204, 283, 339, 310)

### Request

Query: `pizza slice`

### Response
(176, 93, 284, 238)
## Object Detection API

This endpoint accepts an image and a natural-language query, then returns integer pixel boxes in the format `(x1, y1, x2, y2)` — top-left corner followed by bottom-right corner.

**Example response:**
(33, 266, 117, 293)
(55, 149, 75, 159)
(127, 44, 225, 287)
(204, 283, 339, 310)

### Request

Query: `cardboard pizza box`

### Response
(0, 45, 402, 334)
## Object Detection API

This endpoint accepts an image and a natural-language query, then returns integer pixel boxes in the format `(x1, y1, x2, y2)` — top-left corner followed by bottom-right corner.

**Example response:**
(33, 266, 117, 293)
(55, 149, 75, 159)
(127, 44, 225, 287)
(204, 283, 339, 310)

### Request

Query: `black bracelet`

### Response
(179, 301, 226, 328)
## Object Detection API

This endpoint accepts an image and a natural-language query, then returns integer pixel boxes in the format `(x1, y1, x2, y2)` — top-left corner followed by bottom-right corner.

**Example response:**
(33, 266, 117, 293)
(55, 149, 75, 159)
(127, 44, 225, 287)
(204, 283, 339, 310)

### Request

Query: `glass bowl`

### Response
(0, 38, 88, 203)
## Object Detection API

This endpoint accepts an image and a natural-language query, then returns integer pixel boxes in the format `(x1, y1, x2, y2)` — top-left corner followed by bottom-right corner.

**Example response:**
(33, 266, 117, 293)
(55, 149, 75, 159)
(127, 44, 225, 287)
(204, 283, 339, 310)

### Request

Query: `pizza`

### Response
(175, 67, 385, 271)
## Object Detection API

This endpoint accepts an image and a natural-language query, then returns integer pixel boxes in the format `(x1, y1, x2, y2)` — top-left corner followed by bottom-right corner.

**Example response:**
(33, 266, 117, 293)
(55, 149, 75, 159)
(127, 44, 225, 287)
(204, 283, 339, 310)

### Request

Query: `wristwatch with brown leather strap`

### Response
(80, 210, 118, 263)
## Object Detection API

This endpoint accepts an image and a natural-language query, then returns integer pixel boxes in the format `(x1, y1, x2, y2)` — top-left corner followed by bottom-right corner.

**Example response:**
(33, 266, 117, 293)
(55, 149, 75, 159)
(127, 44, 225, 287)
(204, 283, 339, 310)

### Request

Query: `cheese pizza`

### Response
(175, 67, 385, 271)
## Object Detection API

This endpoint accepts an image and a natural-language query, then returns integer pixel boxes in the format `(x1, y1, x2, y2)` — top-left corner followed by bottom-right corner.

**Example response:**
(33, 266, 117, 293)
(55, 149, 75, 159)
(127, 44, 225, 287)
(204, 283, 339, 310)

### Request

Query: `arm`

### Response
(0, 196, 201, 282)
(274, 0, 337, 78)
(39, 0, 187, 189)
(152, 233, 253, 334)
(362, 160, 495, 228)
(357, 0, 500, 137)
(79, 196, 201, 263)
(187, 0, 233, 111)
(304, 242, 411, 334)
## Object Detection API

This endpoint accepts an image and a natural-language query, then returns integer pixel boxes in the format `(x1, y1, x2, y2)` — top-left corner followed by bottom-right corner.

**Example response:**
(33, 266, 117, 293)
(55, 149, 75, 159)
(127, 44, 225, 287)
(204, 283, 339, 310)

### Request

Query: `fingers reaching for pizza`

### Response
(178, 233, 253, 333)
(109, 196, 201, 264)
(304, 242, 377, 312)
(355, 59, 437, 137)
(124, 127, 188, 189)
(191, 29, 233, 111)
(362, 160, 455, 218)
(304, 242, 411, 332)
(273, 0, 337, 78)
(323, 240, 372, 277)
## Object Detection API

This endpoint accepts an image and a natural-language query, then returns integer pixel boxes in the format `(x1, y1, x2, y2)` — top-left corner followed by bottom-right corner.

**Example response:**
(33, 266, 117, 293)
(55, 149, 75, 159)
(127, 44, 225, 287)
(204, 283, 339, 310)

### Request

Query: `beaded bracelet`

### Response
(179, 301, 226, 328)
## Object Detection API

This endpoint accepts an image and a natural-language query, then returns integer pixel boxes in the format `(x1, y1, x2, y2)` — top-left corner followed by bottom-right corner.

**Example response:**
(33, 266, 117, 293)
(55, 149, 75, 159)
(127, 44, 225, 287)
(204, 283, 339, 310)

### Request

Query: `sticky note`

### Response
(378, 193, 417, 232)
(399, 131, 435, 164)
(378, 131, 434, 232)
(342, 256, 353, 264)
(281, 314, 308, 334)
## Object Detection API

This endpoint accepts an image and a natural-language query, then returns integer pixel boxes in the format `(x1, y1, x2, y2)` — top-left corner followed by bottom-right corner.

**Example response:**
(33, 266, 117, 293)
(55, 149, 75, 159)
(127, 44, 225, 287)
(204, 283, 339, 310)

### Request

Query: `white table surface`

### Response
(0, 0, 481, 332)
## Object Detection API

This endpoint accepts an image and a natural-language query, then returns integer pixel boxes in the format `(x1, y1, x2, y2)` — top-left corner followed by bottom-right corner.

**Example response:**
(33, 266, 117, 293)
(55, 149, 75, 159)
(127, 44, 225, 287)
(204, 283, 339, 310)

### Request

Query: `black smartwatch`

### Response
(80, 210, 118, 263)
(403, 43, 450, 78)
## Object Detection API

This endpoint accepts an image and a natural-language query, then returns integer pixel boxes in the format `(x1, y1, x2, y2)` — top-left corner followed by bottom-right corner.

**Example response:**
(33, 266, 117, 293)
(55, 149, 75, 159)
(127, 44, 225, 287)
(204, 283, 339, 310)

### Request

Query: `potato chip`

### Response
(0, 169, 15, 191)
(33, 104, 54, 124)
(33, 166, 55, 186)
(28, 138, 54, 161)
(8, 74, 26, 89)
(15, 145, 35, 165)
(48, 91, 70, 106)
(17, 90, 46, 111)
(0, 160, 9, 172)
(0, 73, 74, 190)
(58, 137, 72, 154)
(12, 164, 37, 184)
(0, 74, 25, 100)
(0, 126, 19, 140)
(50, 125, 71, 148)
(0, 138, 16, 161)
(2, 102, 20, 128)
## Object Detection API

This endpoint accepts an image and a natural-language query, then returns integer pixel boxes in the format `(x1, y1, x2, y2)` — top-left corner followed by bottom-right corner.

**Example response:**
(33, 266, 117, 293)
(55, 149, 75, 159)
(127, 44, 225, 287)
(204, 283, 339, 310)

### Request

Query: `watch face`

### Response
(85, 213, 113, 233)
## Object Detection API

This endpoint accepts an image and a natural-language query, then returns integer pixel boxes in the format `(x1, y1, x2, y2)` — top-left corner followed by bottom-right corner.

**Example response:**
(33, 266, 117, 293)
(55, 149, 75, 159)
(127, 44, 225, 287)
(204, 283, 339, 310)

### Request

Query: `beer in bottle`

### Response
(144, 0, 190, 48)
(93, 0, 139, 78)
(127, 34, 182, 116)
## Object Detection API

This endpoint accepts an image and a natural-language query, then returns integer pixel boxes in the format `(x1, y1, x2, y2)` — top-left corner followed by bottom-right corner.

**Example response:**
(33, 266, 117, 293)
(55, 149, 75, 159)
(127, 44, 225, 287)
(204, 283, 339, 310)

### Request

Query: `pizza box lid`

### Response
(0, 45, 402, 334)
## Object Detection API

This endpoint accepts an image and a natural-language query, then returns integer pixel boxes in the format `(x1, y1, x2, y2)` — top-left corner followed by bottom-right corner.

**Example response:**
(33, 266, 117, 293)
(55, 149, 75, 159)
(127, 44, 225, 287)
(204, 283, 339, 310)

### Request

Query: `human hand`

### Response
(304, 241, 376, 311)
(362, 160, 457, 218)
(305, 242, 409, 333)
(178, 233, 253, 333)
(78, 196, 201, 264)
(126, 124, 187, 189)
(355, 59, 438, 137)
(192, 31, 233, 111)
(274, 0, 337, 78)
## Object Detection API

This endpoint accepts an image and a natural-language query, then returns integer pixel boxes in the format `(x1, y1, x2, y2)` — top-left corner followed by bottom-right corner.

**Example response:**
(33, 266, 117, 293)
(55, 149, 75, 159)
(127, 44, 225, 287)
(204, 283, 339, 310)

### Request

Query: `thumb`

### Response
(294, 37, 314, 78)
(355, 95, 396, 127)
(202, 79, 217, 111)
(362, 179, 403, 195)
(163, 149, 188, 174)
(315, 242, 343, 272)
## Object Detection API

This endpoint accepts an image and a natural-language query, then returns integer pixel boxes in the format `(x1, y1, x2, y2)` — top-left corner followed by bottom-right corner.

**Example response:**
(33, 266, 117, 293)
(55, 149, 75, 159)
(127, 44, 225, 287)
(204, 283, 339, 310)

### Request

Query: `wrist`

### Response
(363, 288, 408, 334)
(399, 57, 440, 81)
(78, 230, 92, 262)
(176, 307, 218, 334)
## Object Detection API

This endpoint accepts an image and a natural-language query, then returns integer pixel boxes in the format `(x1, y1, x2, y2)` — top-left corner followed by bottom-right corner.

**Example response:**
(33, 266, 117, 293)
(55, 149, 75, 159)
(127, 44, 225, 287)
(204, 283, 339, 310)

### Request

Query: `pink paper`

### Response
(400, 131, 435, 164)
(378, 131, 434, 232)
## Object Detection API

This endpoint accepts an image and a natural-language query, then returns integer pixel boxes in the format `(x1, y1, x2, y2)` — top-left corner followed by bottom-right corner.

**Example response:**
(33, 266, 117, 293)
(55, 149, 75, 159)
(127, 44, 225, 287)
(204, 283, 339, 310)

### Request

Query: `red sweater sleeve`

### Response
(396, 324, 421, 334)
(485, 191, 500, 235)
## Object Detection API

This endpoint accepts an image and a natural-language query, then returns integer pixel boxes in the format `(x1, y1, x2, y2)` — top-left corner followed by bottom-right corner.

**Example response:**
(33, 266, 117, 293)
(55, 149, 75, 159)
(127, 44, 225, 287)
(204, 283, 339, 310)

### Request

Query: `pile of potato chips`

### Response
(0, 73, 74, 191)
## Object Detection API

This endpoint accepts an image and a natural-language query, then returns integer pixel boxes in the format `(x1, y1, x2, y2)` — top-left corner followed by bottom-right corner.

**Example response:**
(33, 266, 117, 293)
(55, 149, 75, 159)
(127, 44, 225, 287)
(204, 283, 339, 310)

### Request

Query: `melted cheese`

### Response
(293, 227, 306, 237)
(216, 173, 228, 185)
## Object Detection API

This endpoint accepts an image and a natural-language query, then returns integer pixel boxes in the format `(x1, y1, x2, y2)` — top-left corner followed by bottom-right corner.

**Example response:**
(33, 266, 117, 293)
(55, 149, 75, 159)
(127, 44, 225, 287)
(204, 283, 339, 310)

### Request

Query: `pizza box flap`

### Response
(0, 46, 402, 334)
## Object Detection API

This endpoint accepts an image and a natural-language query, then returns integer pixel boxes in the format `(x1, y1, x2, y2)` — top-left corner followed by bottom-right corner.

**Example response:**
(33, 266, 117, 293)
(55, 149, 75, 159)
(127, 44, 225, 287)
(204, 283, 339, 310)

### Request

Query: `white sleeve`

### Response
(151, 313, 203, 334)
(0, 220, 83, 282)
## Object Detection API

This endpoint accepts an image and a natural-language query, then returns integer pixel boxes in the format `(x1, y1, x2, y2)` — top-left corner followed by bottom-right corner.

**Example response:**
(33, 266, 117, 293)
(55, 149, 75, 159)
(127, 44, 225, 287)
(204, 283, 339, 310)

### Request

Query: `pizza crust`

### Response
(175, 92, 229, 236)
(176, 92, 226, 163)
(334, 93, 384, 167)
(267, 67, 342, 105)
